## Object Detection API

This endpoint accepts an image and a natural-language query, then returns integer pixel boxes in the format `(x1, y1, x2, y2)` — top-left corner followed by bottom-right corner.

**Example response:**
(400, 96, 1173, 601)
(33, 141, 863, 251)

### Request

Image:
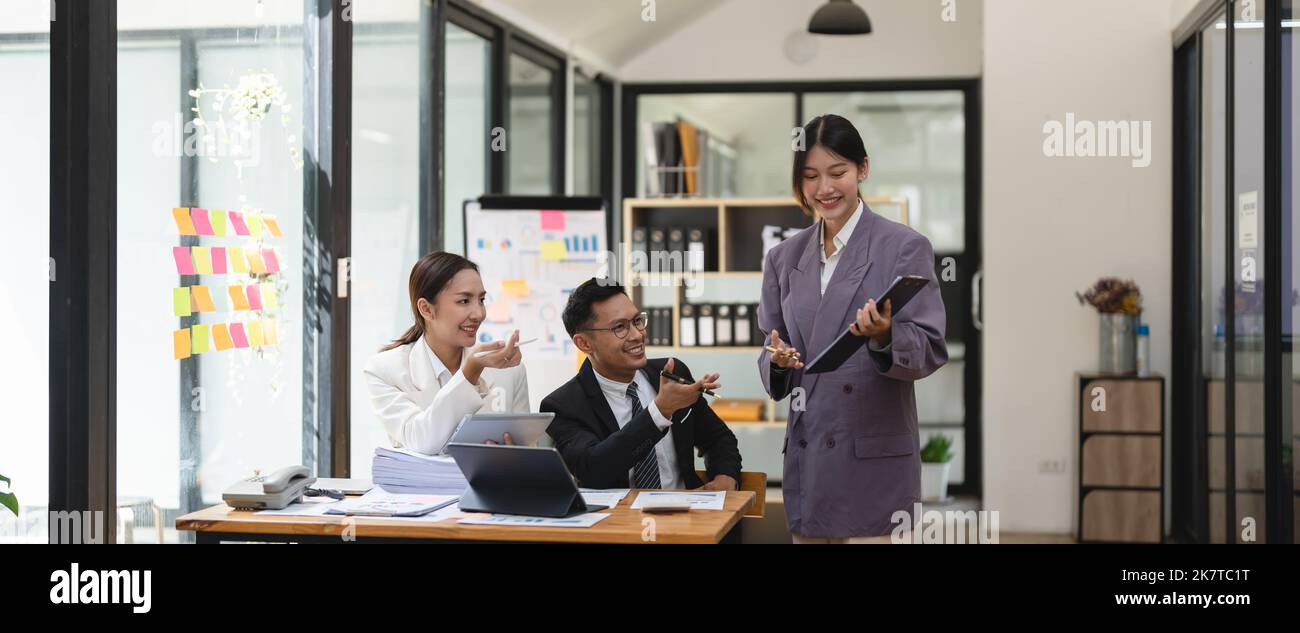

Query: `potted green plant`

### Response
(1076, 277, 1143, 374)
(920, 435, 953, 502)
(0, 473, 17, 517)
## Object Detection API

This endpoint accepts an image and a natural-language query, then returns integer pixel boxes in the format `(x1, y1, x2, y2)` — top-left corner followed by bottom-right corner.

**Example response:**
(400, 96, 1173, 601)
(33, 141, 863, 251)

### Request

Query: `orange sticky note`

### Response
(191, 285, 216, 313)
(173, 207, 197, 235)
(263, 215, 283, 237)
(260, 282, 278, 309)
(262, 319, 279, 345)
(228, 247, 249, 273)
(173, 328, 191, 360)
(211, 323, 235, 351)
(247, 319, 265, 347)
(191, 324, 210, 354)
(227, 285, 251, 311)
(192, 246, 213, 275)
(501, 279, 530, 297)
(247, 249, 268, 274)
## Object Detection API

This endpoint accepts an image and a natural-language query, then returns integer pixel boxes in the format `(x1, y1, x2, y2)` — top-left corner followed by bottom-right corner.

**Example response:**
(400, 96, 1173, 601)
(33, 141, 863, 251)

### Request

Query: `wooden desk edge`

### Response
(176, 490, 756, 544)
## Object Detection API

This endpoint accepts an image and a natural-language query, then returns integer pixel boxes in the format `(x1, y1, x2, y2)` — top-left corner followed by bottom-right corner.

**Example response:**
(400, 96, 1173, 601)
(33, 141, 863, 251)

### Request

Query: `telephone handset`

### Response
(222, 465, 317, 510)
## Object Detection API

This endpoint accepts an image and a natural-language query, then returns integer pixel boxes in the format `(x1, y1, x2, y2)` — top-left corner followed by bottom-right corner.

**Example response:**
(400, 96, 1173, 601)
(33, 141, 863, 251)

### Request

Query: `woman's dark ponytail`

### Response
(381, 251, 480, 352)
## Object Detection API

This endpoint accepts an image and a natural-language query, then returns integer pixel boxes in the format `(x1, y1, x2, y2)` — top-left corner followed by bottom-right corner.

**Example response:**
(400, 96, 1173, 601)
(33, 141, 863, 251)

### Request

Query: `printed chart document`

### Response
(255, 496, 339, 517)
(324, 488, 458, 517)
(579, 488, 631, 508)
(630, 490, 726, 511)
(458, 513, 611, 528)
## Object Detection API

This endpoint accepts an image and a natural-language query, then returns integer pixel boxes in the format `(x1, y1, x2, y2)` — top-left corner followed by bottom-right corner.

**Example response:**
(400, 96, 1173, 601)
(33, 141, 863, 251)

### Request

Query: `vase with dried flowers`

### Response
(1076, 277, 1143, 374)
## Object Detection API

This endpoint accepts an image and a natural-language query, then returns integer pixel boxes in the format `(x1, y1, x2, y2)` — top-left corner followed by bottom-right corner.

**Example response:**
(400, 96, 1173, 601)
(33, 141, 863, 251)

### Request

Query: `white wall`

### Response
(618, 0, 983, 82)
(982, 0, 1174, 534)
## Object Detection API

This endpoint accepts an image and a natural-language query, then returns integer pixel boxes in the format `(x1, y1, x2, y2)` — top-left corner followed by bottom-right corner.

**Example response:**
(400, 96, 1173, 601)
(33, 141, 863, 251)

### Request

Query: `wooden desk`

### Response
(176, 490, 755, 544)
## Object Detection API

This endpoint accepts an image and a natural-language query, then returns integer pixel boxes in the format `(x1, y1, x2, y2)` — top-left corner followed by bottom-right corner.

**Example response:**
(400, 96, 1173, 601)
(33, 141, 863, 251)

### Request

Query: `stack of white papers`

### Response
(371, 447, 469, 496)
(630, 490, 727, 511)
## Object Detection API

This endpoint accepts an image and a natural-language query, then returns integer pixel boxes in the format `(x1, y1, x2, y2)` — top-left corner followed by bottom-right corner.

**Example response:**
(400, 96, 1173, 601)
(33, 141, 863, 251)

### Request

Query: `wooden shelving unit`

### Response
(622, 197, 908, 425)
(1075, 373, 1166, 543)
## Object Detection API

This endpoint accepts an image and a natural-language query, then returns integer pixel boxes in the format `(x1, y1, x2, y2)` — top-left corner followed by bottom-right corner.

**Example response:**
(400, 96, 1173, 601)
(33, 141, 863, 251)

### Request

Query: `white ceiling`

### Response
(488, 0, 731, 69)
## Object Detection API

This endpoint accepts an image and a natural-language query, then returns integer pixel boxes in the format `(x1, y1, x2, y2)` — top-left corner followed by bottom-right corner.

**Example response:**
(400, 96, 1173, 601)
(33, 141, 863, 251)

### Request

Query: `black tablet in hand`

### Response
(804, 275, 930, 375)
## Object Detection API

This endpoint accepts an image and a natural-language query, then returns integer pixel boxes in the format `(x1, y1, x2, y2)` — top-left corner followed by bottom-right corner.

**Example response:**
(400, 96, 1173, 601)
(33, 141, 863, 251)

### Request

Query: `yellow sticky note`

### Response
(502, 279, 530, 297)
(191, 324, 210, 354)
(228, 247, 249, 273)
(173, 207, 197, 235)
(192, 246, 213, 275)
(173, 287, 192, 317)
(191, 285, 216, 312)
(209, 209, 227, 237)
(173, 328, 191, 360)
(262, 319, 279, 345)
(212, 323, 235, 351)
(541, 240, 568, 261)
(247, 214, 264, 240)
(247, 249, 268, 274)
(227, 285, 251, 311)
(247, 319, 265, 347)
(263, 215, 283, 238)
(260, 282, 278, 309)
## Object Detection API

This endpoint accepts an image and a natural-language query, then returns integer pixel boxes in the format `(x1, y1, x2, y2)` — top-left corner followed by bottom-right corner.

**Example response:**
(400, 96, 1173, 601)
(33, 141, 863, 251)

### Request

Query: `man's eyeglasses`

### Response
(582, 312, 648, 339)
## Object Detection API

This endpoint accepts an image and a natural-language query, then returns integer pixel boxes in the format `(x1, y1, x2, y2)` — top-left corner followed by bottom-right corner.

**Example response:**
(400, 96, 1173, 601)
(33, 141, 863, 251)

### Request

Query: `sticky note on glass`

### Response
(246, 283, 263, 311)
(229, 247, 249, 273)
(173, 207, 197, 235)
(540, 210, 566, 231)
(191, 324, 210, 354)
(502, 279, 529, 297)
(211, 247, 227, 275)
(190, 208, 213, 236)
(212, 323, 235, 351)
(263, 215, 283, 238)
(229, 322, 249, 348)
(192, 247, 212, 275)
(260, 282, 278, 309)
(247, 319, 265, 347)
(261, 248, 281, 273)
(209, 209, 227, 237)
(173, 287, 192, 317)
(173, 247, 196, 275)
(262, 319, 279, 345)
(247, 214, 264, 240)
(191, 285, 216, 313)
(247, 250, 268, 275)
(229, 211, 250, 236)
(227, 285, 251, 311)
(541, 240, 568, 261)
(487, 301, 512, 324)
(173, 329, 191, 360)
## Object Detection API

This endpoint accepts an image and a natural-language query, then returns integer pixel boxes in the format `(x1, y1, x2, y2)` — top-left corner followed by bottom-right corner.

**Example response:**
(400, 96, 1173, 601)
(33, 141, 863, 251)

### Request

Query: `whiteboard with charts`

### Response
(463, 198, 608, 408)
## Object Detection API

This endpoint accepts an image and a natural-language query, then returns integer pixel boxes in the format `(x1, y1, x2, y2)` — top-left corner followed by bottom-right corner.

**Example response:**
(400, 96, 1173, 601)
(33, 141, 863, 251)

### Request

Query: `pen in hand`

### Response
(660, 369, 721, 399)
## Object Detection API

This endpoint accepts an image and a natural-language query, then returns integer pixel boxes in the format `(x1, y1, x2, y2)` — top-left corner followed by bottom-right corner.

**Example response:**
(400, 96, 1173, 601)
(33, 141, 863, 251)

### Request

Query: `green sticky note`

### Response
(209, 209, 227, 237)
(191, 324, 210, 354)
(173, 287, 192, 317)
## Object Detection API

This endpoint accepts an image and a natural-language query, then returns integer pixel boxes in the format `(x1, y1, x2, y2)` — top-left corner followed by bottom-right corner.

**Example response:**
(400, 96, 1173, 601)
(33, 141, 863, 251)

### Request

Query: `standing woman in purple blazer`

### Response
(757, 114, 948, 543)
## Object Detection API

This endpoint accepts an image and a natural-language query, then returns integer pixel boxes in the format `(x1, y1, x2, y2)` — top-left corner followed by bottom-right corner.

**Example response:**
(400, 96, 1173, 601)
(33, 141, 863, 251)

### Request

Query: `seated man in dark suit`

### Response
(542, 278, 741, 491)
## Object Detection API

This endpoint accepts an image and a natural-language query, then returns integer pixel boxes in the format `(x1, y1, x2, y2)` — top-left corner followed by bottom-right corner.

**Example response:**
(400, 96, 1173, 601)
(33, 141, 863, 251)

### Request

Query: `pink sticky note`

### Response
(190, 208, 213, 236)
(246, 284, 263, 311)
(229, 322, 250, 348)
(229, 211, 250, 236)
(211, 247, 227, 274)
(172, 246, 196, 275)
(540, 210, 565, 231)
(262, 248, 281, 273)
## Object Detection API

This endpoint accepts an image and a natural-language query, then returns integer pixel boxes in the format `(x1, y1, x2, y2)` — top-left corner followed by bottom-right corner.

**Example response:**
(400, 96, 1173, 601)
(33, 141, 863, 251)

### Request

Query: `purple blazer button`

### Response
(842, 384, 853, 394)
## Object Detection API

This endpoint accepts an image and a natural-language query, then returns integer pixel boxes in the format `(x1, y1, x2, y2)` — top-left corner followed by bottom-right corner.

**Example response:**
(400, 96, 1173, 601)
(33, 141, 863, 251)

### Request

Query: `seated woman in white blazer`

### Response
(364, 251, 530, 455)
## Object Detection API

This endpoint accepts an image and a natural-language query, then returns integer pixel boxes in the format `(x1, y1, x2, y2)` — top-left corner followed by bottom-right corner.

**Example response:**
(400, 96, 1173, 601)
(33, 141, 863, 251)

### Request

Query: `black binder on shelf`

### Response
(631, 226, 648, 273)
(697, 304, 715, 347)
(667, 227, 686, 273)
(687, 228, 706, 272)
(648, 228, 666, 270)
(716, 304, 733, 346)
(734, 304, 752, 346)
(680, 304, 697, 347)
